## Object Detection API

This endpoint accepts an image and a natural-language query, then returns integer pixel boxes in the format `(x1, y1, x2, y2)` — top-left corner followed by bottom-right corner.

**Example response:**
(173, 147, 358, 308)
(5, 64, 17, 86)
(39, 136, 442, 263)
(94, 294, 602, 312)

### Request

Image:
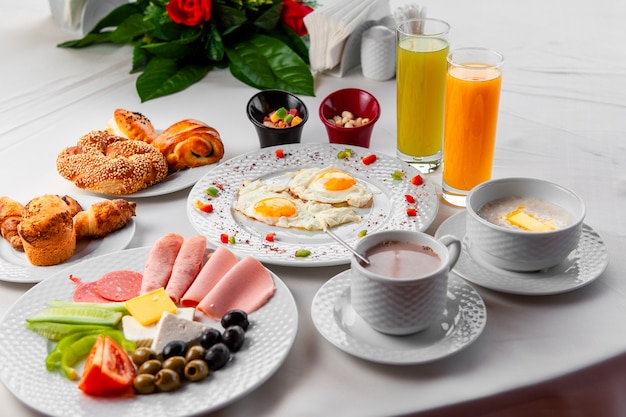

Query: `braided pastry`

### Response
(151, 119, 224, 171)
(106, 108, 157, 143)
(56, 130, 168, 195)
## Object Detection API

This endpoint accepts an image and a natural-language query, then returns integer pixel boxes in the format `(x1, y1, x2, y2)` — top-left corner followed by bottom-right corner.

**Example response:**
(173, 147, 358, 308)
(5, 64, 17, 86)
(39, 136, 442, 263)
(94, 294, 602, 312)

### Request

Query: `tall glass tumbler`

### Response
(396, 18, 450, 173)
(442, 48, 504, 207)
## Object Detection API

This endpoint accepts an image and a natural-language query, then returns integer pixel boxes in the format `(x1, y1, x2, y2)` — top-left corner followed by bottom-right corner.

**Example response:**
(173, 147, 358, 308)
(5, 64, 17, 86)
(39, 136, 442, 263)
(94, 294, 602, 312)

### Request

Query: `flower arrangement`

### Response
(59, 0, 316, 102)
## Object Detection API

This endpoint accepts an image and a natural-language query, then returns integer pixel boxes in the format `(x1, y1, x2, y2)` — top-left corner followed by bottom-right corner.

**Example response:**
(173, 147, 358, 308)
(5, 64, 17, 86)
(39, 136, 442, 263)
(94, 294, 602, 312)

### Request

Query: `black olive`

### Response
(221, 309, 250, 331)
(154, 368, 181, 392)
(162, 340, 188, 360)
(204, 343, 231, 371)
(200, 328, 222, 349)
(222, 325, 246, 352)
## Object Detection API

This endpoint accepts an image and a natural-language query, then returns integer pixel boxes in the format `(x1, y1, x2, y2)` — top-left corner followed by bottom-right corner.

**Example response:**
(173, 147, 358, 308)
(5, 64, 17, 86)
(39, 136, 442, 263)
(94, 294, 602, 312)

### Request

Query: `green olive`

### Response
(131, 347, 158, 367)
(185, 345, 206, 362)
(133, 373, 156, 395)
(162, 356, 186, 376)
(155, 368, 181, 392)
(138, 359, 162, 375)
(184, 359, 210, 382)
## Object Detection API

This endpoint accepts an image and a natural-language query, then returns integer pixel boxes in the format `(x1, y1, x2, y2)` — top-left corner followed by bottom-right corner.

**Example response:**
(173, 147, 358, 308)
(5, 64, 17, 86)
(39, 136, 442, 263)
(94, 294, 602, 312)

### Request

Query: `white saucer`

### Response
(435, 212, 609, 296)
(311, 271, 486, 365)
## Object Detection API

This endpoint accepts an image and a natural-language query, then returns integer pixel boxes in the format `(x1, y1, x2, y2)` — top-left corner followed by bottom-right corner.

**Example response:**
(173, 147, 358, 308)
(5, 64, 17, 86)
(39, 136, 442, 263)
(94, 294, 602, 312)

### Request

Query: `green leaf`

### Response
(225, 34, 314, 96)
(141, 30, 201, 59)
(131, 41, 151, 73)
(90, 2, 147, 33)
(205, 24, 225, 62)
(254, 3, 282, 31)
(214, 4, 248, 34)
(136, 57, 211, 102)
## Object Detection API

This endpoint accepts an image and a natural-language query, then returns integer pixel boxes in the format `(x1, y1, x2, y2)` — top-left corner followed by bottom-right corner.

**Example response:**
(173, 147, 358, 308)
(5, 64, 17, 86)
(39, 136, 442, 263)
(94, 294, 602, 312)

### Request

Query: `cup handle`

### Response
(438, 234, 462, 270)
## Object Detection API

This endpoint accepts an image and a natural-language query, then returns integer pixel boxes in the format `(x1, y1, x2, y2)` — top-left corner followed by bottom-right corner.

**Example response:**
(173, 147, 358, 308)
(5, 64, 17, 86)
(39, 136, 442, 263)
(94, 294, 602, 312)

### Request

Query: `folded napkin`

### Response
(304, 0, 391, 73)
(49, 0, 87, 32)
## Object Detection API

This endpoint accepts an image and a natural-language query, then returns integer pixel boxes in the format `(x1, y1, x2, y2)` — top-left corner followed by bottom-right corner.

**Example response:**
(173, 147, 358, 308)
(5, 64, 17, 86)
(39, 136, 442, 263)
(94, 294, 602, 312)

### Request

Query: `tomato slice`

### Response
(78, 334, 136, 396)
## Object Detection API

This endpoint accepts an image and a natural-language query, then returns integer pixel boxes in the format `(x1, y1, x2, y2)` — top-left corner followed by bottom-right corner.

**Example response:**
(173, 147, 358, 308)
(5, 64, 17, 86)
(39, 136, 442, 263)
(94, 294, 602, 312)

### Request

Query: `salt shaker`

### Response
(361, 25, 396, 81)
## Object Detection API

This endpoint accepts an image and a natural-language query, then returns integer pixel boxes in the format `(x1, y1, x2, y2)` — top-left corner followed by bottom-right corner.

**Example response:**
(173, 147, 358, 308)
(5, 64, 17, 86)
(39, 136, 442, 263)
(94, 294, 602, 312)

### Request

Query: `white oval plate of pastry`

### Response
(107, 163, 216, 198)
(0, 196, 135, 284)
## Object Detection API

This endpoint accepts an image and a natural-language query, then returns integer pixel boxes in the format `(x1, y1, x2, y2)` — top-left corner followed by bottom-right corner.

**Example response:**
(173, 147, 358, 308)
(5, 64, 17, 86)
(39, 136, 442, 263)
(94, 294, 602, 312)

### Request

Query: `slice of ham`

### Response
(70, 275, 111, 303)
(141, 233, 184, 294)
(180, 246, 238, 308)
(196, 256, 276, 320)
(165, 235, 207, 304)
(95, 270, 143, 302)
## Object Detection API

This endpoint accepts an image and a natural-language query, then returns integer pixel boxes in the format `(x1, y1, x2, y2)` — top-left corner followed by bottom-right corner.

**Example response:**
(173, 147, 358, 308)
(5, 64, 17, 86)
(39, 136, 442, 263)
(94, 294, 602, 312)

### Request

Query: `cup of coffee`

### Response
(350, 230, 461, 335)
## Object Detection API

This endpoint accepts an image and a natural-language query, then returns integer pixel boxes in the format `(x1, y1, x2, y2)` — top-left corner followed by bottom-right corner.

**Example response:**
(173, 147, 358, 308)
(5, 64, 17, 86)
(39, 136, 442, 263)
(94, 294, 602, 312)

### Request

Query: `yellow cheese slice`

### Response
(505, 207, 556, 232)
(125, 288, 177, 326)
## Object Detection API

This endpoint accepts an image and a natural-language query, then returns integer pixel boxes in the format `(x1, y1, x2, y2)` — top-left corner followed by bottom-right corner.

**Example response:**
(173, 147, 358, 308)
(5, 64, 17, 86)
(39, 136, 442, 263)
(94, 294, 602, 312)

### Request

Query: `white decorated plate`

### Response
(311, 271, 486, 365)
(0, 246, 298, 417)
(0, 196, 135, 284)
(187, 143, 439, 266)
(435, 212, 609, 295)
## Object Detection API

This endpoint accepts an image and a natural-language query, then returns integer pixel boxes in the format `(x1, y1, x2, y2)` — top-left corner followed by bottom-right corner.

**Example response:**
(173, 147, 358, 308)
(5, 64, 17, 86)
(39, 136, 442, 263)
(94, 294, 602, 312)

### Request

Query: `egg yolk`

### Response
(318, 171, 356, 191)
(253, 197, 297, 218)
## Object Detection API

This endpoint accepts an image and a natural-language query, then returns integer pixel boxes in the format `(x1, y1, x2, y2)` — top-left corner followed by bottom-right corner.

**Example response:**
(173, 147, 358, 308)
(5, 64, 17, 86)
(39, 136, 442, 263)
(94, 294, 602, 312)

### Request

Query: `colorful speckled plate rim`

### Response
(186, 143, 439, 267)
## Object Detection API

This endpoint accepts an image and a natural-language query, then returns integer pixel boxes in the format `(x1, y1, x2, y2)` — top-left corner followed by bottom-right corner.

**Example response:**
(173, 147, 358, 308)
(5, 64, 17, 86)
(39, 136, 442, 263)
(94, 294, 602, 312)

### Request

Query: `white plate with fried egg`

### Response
(186, 144, 439, 266)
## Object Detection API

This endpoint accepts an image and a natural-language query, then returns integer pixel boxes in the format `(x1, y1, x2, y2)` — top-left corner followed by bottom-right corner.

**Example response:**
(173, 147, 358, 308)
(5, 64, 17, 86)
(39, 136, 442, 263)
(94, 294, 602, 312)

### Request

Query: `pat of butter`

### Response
(125, 288, 177, 326)
(505, 208, 556, 232)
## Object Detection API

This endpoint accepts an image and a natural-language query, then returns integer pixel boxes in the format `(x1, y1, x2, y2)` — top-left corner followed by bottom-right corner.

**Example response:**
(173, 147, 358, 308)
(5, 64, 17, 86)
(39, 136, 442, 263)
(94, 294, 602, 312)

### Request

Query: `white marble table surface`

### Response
(1, 0, 625, 416)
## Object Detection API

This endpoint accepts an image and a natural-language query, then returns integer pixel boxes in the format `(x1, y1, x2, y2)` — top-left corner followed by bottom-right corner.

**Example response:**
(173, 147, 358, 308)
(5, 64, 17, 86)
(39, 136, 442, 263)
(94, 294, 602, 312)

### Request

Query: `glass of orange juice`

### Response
(396, 18, 450, 173)
(442, 48, 504, 207)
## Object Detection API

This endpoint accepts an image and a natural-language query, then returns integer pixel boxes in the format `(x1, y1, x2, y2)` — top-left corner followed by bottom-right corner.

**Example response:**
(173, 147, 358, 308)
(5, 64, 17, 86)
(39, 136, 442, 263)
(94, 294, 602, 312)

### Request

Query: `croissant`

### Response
(106, 108, 158, 143)
(151, 119, 224, 171)
(73, 199, 136, 239)
(0, 196, 24, 251)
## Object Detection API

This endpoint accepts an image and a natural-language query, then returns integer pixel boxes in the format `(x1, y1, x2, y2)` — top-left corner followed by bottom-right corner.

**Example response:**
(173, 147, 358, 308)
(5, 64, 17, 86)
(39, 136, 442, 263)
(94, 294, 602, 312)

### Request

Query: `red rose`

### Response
(166, 0, 212, 27)
(281, 0, 314, 37)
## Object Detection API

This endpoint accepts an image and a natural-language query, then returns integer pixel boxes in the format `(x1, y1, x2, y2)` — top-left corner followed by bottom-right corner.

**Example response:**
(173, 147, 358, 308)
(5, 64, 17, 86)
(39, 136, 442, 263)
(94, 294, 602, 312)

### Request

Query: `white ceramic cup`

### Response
(361, 25, 396, 81)
(350, 230, 461, 336)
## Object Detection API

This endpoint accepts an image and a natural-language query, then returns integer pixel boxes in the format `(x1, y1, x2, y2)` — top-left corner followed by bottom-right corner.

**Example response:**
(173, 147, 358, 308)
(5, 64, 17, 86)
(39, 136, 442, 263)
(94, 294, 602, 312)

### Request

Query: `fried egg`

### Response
(287, 165, 373, 208)
(234, 179, 361, 230)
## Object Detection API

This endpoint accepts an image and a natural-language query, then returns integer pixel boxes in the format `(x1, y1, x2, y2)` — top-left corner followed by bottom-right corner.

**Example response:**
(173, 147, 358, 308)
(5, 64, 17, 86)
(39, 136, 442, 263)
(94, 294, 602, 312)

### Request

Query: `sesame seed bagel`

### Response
(56, 130, 169, 195)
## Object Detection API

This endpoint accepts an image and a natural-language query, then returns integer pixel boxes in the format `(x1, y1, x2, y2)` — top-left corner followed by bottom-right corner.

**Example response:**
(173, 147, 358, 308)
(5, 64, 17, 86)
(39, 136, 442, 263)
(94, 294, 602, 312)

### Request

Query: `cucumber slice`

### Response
(46, 300, 129, 314)
(26, 306, 122, 326)
(25, 322, 114, 341)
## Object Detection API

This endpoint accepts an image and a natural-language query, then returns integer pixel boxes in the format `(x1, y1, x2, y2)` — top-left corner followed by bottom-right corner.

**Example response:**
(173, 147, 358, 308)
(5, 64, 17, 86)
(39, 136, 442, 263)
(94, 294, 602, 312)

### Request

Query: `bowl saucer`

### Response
(435, 213, 608, 295)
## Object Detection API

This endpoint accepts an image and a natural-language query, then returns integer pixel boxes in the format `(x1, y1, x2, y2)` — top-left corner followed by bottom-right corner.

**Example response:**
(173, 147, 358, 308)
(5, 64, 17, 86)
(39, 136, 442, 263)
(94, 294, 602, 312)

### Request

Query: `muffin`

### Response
(17, 194, 76, 266)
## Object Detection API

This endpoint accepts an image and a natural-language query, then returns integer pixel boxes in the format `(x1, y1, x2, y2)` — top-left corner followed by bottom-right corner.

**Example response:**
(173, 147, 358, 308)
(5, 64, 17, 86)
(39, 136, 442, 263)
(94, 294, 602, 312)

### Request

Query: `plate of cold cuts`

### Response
(0, 235, 298, 417)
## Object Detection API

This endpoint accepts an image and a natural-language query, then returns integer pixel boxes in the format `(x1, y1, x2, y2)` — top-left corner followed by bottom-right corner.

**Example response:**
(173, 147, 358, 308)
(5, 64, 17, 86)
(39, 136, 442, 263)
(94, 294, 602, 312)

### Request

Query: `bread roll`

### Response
(74, 199, 136, 239)
(56, 130, 169, 195)
(0, 196, 24, 251)
(106, 108, 157, 143)
(152, 119, 224, 171)
(18, 195, 76, 266)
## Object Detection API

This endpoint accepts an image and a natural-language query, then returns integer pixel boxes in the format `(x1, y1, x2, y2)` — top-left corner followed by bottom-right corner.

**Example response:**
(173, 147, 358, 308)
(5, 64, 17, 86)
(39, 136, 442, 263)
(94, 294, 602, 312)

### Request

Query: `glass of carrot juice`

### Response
(396, 18, 450, 173)
(442, 48, 504, 207)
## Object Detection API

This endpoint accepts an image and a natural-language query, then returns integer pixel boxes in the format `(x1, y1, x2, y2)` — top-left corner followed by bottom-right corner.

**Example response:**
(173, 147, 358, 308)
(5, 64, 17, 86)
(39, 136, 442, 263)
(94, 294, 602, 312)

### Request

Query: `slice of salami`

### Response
(69, 275, 110, 303)
(95, 270, 143, 302)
